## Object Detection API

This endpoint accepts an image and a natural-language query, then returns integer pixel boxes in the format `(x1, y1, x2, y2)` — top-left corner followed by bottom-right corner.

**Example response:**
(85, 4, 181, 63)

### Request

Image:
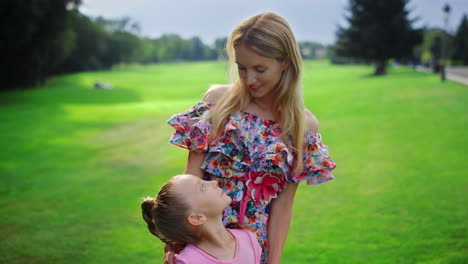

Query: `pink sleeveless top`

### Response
(174, 229, 262, 264)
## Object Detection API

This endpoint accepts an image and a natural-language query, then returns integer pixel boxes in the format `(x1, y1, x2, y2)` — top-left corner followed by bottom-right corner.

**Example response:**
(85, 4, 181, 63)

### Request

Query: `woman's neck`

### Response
(252, 91, 278, 112)
(249, 93, 282, 122)
(194, 218, 237, 260)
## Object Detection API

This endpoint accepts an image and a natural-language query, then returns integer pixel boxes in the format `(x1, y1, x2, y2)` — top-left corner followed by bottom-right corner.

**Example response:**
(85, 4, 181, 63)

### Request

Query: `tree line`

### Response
(1, 0, 329, 90)
(5, 0, 464, 89)
(332, 0, 468, 75)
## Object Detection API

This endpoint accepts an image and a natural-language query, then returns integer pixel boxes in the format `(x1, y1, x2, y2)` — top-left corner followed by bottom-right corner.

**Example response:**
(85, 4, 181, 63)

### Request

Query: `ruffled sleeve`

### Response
(167, 101, 212, 151)
(288, 132, 336, 185)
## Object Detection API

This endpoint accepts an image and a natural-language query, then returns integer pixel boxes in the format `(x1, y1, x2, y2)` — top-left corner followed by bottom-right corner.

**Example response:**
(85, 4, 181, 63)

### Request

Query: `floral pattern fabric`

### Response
(167, 101, 336, 263)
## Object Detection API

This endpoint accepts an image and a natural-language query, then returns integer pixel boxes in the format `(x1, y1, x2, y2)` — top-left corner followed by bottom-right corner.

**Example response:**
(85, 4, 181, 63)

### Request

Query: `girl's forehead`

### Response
(171, 175, 199, 194)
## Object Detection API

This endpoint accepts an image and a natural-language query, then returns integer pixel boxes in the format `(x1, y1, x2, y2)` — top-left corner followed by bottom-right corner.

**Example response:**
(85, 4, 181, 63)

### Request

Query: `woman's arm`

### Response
(182, 83, 227, 178)
(184, 151, 207, 178)
(267, 182, 299, 264)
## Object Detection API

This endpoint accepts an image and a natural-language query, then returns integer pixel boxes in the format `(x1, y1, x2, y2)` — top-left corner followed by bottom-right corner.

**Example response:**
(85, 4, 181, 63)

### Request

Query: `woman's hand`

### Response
(164, 244, 175, 264)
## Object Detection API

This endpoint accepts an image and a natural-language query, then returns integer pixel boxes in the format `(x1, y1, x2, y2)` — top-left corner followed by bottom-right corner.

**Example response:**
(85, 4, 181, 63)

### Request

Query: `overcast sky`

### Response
(80, 0, 468, 45)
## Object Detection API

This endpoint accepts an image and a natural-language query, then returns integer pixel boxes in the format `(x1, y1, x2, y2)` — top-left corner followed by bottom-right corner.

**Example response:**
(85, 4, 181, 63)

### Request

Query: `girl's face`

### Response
(234, 44, 288, 100)
(171, 174, 231, 217)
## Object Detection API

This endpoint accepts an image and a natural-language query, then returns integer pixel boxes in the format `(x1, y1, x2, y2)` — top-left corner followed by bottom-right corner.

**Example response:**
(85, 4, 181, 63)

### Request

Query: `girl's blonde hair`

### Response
(209, 12, 305, 173)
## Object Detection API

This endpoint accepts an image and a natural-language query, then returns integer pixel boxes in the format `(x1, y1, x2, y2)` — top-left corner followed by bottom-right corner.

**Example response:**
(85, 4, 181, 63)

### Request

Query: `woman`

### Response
(167, 12, 336, 264)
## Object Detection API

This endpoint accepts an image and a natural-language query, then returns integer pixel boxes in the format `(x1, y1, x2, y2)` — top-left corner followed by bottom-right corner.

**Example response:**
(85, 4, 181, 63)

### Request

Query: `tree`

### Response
(0, 0, 81, 90)
(334, 0, 422, 75)
(184, 37, 206, 61)
(213, 37, 228, 60)
(57, 12, 111, 72)
(451, 14, 468, 65)
(93, 16, 143, 65)
(154, 34, 184, 61)
(108, 31, 142, 64)
(139, 38, 158, 64)
(430, 36, 443, 72)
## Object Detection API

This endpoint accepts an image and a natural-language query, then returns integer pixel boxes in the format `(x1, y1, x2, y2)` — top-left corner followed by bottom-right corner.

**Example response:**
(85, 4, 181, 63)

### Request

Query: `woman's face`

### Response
(234, 44, 288, 100)
(171, 174, 231, 217)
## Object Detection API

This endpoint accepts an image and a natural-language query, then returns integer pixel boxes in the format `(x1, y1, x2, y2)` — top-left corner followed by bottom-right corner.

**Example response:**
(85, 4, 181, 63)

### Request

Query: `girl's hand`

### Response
(164, 244, 175, 264)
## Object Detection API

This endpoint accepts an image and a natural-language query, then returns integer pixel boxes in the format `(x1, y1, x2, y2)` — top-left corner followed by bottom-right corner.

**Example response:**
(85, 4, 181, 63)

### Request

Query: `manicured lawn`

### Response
(0, 61, 466, 263)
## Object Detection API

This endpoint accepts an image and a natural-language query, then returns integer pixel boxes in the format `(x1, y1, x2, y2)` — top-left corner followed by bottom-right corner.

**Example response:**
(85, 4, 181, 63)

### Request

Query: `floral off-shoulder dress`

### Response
(167, 101, 336, 263)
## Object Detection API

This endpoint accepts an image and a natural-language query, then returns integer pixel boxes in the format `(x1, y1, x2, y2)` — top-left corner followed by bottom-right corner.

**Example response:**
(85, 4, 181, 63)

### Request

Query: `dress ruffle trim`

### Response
(207, 121, 336, 185)
(167, 101, 336, 185)
(167, 102, 212, 151)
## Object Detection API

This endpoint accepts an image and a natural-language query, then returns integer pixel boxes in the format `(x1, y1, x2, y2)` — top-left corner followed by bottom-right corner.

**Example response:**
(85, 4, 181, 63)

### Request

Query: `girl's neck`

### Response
(194, 218, 237, 260)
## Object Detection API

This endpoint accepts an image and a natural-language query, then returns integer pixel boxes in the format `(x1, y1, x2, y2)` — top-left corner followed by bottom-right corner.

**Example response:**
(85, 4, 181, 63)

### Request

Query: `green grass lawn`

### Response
(0, 61, 466, 264)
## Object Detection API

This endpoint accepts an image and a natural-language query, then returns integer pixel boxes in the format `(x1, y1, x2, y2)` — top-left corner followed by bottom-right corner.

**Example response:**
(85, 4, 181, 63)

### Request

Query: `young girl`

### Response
(142, 174, 262, 264)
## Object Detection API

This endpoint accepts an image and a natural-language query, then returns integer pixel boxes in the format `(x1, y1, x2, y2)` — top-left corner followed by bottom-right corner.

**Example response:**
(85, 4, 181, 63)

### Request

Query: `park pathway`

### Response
(416, 66, 468, 86)
(447, 67, 468, 85)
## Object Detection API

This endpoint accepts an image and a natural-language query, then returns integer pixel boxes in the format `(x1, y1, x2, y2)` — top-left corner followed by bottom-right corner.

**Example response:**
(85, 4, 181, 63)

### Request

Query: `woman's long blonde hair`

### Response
(209, 12, 305, 173)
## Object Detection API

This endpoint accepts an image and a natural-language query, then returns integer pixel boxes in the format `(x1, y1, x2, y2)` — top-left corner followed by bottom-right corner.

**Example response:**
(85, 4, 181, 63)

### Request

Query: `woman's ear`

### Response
(282, 57, 291, 70)
(187, 213, 206, 226)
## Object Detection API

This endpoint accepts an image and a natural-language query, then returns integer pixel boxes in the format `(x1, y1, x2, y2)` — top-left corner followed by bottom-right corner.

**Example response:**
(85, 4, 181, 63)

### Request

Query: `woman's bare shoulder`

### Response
(304, 108, 319, 133)
(202, 84, 230, 105)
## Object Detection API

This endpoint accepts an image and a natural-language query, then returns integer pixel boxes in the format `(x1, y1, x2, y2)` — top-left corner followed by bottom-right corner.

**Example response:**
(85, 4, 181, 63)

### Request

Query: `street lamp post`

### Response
(441, 3, 451, 81)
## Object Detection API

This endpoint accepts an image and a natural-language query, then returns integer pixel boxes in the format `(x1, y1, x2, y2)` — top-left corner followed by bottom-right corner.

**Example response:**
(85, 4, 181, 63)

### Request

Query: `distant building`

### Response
(315, 48, 326, 58)
(301, 47, 312, 57)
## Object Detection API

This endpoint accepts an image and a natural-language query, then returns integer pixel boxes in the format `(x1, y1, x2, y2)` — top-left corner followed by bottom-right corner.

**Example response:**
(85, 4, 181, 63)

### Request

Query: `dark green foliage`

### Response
(1, 3, 337, 90)
(185, 37, 206, 60)
(213, 37, 228, 59)
(451, 14, 468, 65)
(0, 0, 80, 90)
(430, 35, 443, 72)
(57, 12, 111, 72)
(414, 27, 454, 69)
(152, 34, 218, 62)
(58, 15, 144, 72)
(0, 4, 224, 90)
(334, 0, 422, 75)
